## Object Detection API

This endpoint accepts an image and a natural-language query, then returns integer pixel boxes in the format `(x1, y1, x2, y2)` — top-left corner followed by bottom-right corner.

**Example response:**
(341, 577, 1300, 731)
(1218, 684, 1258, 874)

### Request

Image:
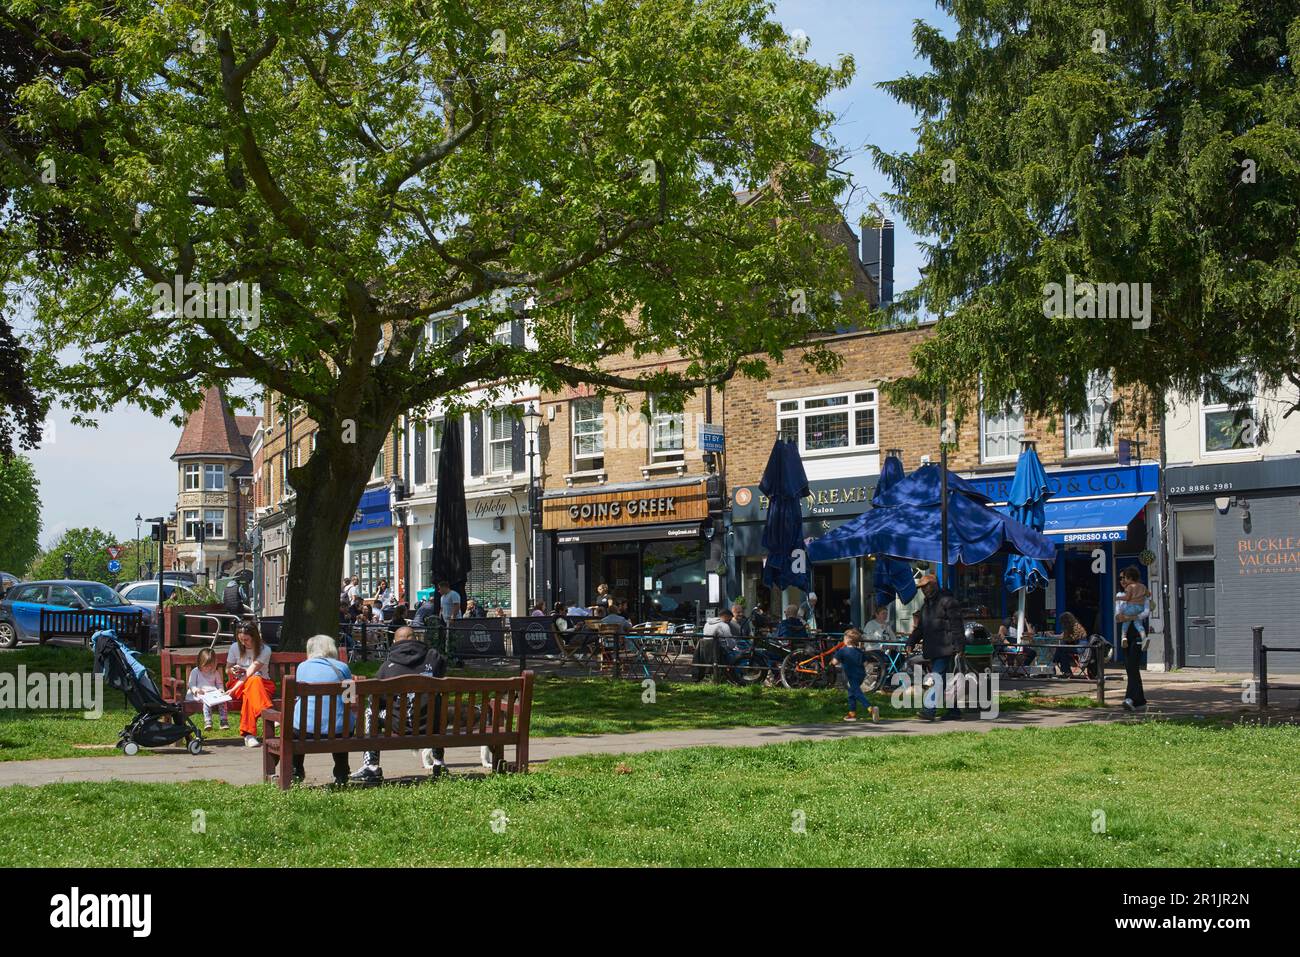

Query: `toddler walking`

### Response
(832, 629, 880, 722)
(187, 648, 229, 731)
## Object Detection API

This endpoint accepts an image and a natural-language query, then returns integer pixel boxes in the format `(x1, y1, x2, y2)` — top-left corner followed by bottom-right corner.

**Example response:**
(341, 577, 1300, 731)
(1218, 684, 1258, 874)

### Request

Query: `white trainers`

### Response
(243, 735, 261, 748)
(419, 748, 445, 770)
(480, 745, 494, 769)
(869, 706, 880, 723)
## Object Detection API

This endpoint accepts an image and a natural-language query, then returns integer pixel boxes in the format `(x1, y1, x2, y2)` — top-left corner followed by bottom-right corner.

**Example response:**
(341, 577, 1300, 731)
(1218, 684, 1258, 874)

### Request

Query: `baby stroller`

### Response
(93, 629, 204, 756)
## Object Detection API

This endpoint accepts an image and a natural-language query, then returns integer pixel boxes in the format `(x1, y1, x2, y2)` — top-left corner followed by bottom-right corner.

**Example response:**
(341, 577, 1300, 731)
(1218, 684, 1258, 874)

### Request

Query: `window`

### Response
(1176, 509, 1215, 559)
(280, 451, 292, 500)
(1066, 373, 1113, 456)
(371, 448, 385, 482)
(650, 396, 685, 461)
(349, 544, 393, 598)
(466, 543, 513, 612)
(776, 390, 878, 456)
(203, 509, 225, 540)
(1201, 368, 1258, 454)
(980, 390, 1024, 462)
(203, 464, 226, 491)
(572, 398, 605, 471)
(487, 408, 513, 473)
(183, 510, 201, 540)
(492, 321, 513, 345)
(183, 464, 200, 491)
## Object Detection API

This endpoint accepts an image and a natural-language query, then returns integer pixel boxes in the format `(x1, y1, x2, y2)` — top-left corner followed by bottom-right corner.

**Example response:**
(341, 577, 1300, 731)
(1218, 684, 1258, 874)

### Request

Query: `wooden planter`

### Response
(161, 603, 227, 648)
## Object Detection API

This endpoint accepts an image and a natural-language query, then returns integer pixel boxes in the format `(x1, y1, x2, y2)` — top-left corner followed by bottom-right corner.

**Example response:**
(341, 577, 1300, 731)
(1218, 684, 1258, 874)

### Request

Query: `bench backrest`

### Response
(159, 648, 307, 702)
(40, 608, 145, 639)
(279, 672, 534, 746)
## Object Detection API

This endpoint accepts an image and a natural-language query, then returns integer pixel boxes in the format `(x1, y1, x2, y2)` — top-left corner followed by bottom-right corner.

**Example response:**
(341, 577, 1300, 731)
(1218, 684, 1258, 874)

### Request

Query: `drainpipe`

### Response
(1158, 415, 1175, 670)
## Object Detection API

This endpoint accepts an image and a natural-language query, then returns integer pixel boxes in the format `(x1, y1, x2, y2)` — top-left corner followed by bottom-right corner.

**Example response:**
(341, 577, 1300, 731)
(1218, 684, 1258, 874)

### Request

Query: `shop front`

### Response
(345, 486, 400, 600)
(540, 477, 719, 624)
(959, 463, 1163, 657)
(1165, 457, 1300, 673)
(729, 475, 879, 631)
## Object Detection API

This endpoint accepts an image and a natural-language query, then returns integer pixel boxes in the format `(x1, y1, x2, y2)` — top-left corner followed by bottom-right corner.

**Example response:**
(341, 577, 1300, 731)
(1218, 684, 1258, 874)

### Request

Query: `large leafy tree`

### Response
(0, 455, 41, 573)
(28, 527, 118, 583)
(871, 0, 1300, 430)
(2, 0, 865, 646)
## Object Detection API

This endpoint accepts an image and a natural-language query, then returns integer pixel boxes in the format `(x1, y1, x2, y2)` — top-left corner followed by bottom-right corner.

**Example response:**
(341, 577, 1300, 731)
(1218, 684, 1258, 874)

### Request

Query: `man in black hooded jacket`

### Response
(908, 574, 965, 721)
(350, 625, 446, 783)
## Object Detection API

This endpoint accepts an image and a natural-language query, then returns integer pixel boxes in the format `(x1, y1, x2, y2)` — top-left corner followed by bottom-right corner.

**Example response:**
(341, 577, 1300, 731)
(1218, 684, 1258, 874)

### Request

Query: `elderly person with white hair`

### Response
(272, 634, 355, 786)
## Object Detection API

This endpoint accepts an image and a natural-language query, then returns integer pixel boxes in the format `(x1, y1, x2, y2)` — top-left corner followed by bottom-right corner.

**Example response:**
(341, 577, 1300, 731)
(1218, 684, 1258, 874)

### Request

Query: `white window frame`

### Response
(775, 390, 879, 458)
(572, 398, 605, 468)
(979, 385, 1024, 464)
(203, 508, 225, 541)
(371, 447, 386, 482)
(492, 321, 513, 346)
(487, 408, 513, 474)
(423, 417, 444, 486)
(1175, 508, 1216, 560)
(1200, 368, 1259, 456)
(1065, 372, 1114, 457)
(203, 464, 225, 491)
(183, 464, 201, 491)
(182, 509, 201, 541)
(649, 396, 685, 461)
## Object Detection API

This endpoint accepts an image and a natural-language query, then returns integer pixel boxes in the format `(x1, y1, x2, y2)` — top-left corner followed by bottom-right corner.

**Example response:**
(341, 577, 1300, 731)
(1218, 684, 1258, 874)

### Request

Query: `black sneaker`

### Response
(919, 711, 937, 722)
(349, 765, 383, 784)
(939, 711, 963, 721)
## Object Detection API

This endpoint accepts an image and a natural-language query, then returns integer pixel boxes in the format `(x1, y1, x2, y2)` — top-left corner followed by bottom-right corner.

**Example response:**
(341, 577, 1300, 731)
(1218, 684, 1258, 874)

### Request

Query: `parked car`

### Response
(0, 580, 145, 649)
(115, 572, 196, 595)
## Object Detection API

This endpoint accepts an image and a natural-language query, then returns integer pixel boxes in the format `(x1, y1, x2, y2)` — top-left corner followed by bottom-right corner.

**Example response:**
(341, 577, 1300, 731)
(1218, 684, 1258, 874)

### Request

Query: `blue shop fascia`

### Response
(956, 462, 1163, 652)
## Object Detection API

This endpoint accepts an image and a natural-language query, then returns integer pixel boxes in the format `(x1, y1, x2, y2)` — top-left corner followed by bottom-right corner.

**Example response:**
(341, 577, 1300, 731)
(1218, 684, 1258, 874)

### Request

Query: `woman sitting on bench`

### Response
(227, 622, 274, 746)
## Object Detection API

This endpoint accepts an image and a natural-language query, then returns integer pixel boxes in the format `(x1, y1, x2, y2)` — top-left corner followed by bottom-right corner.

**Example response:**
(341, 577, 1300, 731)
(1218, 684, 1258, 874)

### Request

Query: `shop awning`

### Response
(995, 494, 1152, 544)
(554, 522, 705, 545)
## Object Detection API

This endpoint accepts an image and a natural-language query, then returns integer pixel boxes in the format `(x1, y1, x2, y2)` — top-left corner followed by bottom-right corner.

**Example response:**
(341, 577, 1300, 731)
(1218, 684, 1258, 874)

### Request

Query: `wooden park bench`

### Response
(40, 608, 148, 649)
(158, 648, 307, 718)
(261, 671, 535, 790)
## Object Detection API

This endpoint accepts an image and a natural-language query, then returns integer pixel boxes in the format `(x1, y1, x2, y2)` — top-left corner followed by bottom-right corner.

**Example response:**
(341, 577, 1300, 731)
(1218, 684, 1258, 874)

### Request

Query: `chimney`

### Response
(861, 217, 895, 306)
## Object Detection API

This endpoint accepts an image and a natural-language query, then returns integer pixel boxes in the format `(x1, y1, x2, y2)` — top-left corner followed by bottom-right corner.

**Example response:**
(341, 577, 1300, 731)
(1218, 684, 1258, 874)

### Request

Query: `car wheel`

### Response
(0, 621, 18, 650)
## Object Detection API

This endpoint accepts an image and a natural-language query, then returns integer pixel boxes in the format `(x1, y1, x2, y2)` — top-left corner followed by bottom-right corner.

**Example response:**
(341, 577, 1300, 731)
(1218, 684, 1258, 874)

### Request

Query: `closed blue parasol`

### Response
(760, 439, 811, 592)
(807, 464, 1055, 566)
(871, 454, 917, 606)
(1004, 443, 1053, 593)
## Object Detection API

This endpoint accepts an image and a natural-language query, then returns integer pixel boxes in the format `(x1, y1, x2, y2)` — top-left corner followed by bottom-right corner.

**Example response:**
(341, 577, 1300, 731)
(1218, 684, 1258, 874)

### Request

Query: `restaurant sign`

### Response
(542, 481, 710, 532)
(731, 476, 878, 522)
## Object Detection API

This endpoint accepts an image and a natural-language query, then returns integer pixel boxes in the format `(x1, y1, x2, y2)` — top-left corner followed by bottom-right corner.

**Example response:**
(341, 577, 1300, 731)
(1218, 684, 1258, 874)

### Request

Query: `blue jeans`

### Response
(846, 677, 870, 713)
(921, 655, 960, 718)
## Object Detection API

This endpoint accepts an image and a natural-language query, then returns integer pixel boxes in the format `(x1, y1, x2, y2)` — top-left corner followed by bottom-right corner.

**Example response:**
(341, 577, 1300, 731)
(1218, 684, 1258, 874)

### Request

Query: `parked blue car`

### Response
(0, 580, 145, 649)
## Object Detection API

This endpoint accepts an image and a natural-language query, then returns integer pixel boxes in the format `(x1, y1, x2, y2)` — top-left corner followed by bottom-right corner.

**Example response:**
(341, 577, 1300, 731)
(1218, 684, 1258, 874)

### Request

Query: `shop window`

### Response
(487, 408, 513, 473)
(649, 396, 685, 461)
(980, 387, 1024, 462)
(572, 397, 605, 471)
(642, 539, 706, 622)
(350, 545, 394, 598)
(776, 390, 878, 456)
(466, 543, 513, 612)
(1176, 510, 1215, 559)
(1065, 372, 1113, 456)
(1201, 368, 1258, 454)
(183, 464, 201, 491)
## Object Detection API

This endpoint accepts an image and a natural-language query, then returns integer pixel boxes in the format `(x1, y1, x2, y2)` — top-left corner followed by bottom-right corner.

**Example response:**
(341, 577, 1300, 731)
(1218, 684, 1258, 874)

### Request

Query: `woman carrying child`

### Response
(186, 647, 229, 731)
(1115, 566, 1150, 712)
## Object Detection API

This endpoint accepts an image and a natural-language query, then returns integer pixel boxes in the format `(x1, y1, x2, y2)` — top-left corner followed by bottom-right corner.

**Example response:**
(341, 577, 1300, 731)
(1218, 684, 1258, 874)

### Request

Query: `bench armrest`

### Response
(261, 709, 282, 724)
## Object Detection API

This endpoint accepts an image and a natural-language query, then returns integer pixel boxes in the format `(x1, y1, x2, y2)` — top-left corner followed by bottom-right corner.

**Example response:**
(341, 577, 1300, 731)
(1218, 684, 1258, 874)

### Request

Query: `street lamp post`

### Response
(134, 513, 142, 578)
(523, 403, 543, 614)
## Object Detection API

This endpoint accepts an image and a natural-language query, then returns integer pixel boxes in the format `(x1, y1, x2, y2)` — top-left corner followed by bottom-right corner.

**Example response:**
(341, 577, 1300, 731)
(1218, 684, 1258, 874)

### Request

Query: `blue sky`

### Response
(23, 0, 953, 547)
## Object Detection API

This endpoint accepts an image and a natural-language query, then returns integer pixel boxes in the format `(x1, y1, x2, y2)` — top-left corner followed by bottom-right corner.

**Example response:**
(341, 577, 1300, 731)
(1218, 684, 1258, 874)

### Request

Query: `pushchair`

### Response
(93, 629, 204, 756)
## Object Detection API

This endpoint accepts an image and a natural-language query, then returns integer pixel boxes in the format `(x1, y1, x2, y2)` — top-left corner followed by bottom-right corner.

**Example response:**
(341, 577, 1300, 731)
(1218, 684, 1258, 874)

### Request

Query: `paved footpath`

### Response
(0, 670, 1294, 789)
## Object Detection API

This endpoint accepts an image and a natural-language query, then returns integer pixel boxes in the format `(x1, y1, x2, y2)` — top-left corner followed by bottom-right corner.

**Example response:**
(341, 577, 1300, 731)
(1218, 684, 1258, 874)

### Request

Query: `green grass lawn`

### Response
(0, 646, 1093, 762)
(2, 722, 1297, 866)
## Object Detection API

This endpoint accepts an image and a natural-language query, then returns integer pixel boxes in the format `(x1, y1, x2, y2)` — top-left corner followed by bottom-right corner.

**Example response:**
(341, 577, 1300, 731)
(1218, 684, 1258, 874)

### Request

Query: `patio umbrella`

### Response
(760, 438, 811, 593)
(806, 464, 1055, 567)
(430, 417, 471, 603)
(871, 454, 917, 607)
(1003, 443, 1053, 638)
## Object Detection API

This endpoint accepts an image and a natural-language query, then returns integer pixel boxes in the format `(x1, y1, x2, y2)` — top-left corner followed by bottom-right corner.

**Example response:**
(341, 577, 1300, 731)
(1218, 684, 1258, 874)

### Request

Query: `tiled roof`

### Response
(172, 386, 252, 460)
(235, 415, 262, 442)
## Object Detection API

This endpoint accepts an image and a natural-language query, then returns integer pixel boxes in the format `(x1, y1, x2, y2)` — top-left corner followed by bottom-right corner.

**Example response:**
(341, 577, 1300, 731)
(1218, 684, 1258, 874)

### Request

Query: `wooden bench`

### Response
(158, 648, 306, 718)
(261, 671, 535, 790)
(40, 609, 147, 649)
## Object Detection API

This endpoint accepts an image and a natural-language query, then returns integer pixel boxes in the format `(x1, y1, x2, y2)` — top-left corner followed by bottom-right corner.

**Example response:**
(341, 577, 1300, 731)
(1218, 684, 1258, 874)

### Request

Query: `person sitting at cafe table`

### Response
(601, 599, 633, 634)
(1051, 613, 1090, 677)
(529, 601, 547, 617)
(729, 603, 752, 638)
(862, 605, 897, 645)
(775, 605, 808, 639)
(996, 617, 1038, 667)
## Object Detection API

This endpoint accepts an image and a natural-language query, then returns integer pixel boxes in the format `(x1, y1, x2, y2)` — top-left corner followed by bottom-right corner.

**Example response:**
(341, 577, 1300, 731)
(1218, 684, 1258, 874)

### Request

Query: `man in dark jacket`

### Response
(909, 574, 964, 721)
(350, 626, 447, 783)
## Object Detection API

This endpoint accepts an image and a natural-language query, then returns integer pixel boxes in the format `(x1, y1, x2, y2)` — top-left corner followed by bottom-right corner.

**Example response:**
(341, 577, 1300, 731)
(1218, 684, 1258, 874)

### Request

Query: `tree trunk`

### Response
(278, 418, 391, 651)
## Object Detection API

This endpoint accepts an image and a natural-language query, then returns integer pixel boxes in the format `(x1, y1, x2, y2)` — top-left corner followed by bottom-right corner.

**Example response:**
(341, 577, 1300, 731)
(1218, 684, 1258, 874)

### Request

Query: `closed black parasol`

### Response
(431, 416, 471, 603)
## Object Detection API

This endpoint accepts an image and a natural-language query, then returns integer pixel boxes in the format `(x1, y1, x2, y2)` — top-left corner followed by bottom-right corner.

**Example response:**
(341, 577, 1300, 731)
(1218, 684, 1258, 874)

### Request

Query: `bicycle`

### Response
(779, 636, 844, 689)
(861, 640, 914, 693)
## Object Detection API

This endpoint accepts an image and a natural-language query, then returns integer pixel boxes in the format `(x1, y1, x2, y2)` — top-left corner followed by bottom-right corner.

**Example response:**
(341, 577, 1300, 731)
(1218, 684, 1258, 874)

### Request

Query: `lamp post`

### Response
(134, 513, 142, 578)
(523, 402, 543, 613)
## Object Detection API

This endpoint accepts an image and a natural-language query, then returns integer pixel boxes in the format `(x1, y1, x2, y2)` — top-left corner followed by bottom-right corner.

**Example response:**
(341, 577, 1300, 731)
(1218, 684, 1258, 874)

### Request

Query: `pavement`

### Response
(1, 667, 1295, 790)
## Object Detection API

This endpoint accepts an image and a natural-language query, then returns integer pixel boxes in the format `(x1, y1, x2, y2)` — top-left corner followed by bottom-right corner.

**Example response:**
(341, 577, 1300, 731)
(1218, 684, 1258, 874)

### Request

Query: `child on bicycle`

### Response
(833, 629, 880, 722)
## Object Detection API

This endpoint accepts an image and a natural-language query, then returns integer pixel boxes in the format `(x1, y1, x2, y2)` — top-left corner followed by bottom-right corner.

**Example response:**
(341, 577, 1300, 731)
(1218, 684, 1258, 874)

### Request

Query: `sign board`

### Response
(732, 475, 878, 523)
(542, 480, 709, 532)
(106, 545, 122, 560)
(699, 423, 724, 453)
(107, 559, 122, 574)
